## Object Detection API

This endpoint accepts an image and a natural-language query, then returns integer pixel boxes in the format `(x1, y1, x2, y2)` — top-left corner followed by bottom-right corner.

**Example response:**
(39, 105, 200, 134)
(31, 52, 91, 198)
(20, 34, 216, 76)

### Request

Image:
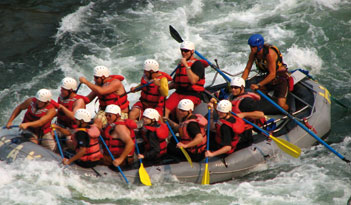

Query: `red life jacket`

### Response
(73, 125, 102, 162)
(102, 119, 137, 157)
(22, 98, 55, 137)
(179, 114, 207, 154)
(231, 92, 266, 127)
(140, 71, 172, 108)
(141, 122, 169, 158)
(57, 94, 89, 128)
(215, 116, 245, 154)
(174, 59, 205, 93)
(97, 75, 129, 111)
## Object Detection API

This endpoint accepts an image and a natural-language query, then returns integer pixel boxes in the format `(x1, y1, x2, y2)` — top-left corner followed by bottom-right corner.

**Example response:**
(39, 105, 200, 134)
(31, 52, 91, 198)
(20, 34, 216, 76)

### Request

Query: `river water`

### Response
(0, 0, 350, 204)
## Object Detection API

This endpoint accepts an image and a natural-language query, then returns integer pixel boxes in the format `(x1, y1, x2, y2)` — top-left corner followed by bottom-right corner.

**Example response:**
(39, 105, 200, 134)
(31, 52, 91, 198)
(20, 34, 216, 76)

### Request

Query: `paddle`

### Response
(294, 68, 349, 110)
(203, 89, 301, 158)
(52, 126, 64, 159)
(99, 135, 129, 184)
(256, 90, 350, 163)
(76, 83, 82, 93)
(201, 107, 211, 185)
(169, 25, 231, 83)
(134, 142, 152, 186)
(165, 120, 193, 167)
(126, 81, 153, 95)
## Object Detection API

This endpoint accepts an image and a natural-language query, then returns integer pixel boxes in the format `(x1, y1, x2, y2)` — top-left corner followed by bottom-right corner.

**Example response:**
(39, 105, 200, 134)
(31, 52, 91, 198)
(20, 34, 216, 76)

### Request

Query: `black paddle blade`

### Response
(169, 25, 184, 43)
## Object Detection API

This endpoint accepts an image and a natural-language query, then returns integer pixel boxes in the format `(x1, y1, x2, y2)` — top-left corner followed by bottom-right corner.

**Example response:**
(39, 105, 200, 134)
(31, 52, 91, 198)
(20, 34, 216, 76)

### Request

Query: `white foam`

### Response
(284, 45, 323, 74)
(55, 2, 95, 41)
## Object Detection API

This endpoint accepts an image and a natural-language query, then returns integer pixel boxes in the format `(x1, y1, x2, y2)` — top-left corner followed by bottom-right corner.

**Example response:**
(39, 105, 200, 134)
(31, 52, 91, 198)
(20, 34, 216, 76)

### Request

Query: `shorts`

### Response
(34, 132, 56, 152)
(165, 92, 201, 114)
(266, 71, 289, 99)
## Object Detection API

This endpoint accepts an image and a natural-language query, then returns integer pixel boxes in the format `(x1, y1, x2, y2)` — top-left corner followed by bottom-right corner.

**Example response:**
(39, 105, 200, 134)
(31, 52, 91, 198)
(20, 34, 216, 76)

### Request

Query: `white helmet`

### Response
(144, 59, 159, 72)
(35, 89, 52, 102)
(94, 65, 110, 77)
(74, 109, 91, 123)
(143, 108, 160, 121)
(230, 77, 245, 87)
(180, 40, 195, 50)
(61, 77, 78, 90)
(105, 104, 121, 116)
(177, 99, 194, 111)
(216, 100, 232, 113)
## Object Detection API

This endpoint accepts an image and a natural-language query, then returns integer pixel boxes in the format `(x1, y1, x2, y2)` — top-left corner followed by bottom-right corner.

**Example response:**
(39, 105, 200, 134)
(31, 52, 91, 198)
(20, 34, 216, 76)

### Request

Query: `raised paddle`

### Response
(203, 89, 301, 158)
(169, 25, 231, 83)
(201, 107, 211, 185)
(256, 90, 350, 163)
(165, 120, 193, 168)
(135, 142, 152, 186)
(99, 135, 129, 184)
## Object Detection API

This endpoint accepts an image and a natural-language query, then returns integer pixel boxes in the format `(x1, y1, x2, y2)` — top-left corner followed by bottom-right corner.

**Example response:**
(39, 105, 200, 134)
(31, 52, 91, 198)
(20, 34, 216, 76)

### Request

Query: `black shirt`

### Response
(75, 130, 90, 148)
(218, 116, 236, 147)
(238, 97, 261, 112)
(176, 60, 205, 96)
(143, 127, 161, 159)
(190, 60, 205, 79)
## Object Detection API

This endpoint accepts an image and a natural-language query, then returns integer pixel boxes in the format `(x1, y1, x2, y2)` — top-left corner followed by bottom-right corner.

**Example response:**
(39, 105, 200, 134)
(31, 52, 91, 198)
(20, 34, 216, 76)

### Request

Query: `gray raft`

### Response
(0, 73, 331, 184)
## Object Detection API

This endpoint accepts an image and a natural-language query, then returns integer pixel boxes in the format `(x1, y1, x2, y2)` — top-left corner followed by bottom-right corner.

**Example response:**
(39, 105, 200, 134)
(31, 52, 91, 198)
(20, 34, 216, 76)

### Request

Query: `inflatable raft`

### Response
(0, 71, 331, 184)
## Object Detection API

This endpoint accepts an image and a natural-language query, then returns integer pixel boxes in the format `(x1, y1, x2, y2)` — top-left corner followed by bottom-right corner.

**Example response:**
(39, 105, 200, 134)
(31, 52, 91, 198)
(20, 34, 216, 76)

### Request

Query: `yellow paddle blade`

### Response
(180, 147, 193, 168)
(159, 77, 169, 97)
(269, 135, 301, 158)
(201, 163, 210, 185)
(139, 163, 152, 186)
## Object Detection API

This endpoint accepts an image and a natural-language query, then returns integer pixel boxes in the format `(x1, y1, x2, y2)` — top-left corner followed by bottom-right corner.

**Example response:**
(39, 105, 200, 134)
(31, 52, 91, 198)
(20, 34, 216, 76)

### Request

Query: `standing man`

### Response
(129, 59, 172, 120)
(167, 99, 207, 162)
(165, 41, 205, 119)
(242, 34, 290, 111)
(79, 65, 129, 119)
(6, 89, 57, 151)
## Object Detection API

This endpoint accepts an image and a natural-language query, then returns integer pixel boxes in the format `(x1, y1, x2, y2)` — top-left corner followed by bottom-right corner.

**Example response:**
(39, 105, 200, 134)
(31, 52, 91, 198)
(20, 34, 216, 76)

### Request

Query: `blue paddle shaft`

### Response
(256, 90, 348, 162)
(194, 50, 231, 82)
(99, 135, 129, 184)
(206, 108, 211, 164)
(165, 121, 180, 143)
(135, 141, 143, 164)
(53, 129, 64, 159)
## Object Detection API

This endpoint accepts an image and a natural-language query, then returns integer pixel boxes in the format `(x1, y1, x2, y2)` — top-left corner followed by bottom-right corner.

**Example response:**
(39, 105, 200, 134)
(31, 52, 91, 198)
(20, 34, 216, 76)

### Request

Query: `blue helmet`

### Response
(248, 34, 264, 51)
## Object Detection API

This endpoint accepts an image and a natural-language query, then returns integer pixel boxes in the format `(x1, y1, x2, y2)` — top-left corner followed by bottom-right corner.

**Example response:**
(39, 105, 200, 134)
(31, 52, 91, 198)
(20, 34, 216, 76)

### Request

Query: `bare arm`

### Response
(112, 125, 134, 167)
(64, 147, 86, 165)
(206, 146, 232, 158)
(80, 77, 123, 96)
(236, 111, 265, 120)
(59, 98, 85, 121)
(181, 58, 199, 85)
(21, 108, 57, 129)
(6, 98, 32, 128)
(179, 133, 203, 149)
(242, 52, 256, 80)
(258, 48, 278, 86)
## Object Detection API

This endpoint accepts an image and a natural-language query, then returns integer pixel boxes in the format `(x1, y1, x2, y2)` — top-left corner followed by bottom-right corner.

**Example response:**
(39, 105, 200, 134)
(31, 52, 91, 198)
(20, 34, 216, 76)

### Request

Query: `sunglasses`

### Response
(231, 86, 241, 89)
(180, 49, 191, 53)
